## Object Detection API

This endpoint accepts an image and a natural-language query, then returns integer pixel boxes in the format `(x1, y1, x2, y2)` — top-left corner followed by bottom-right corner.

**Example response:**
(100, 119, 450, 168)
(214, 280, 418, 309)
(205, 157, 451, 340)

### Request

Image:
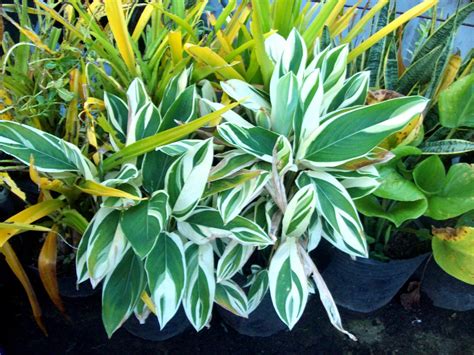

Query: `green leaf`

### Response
(217, 123, 280, 163)
(159, 85, 197, 131)
(438, 73, 474, 128)
(104, 92, 128, 150)
(183, 242, 215, 331)
(330, 166, 381, 200)
(413, 156, 446, 195)
(297, 96, 429, 168)
(209, 150, 256, 181)
(420, 139, 474, 155)
(204, 170, 263, 198)
(142, 150, 176, 193)
(221, 80, 271, 113)
(432, 226, 474, 285)
(270, 73, 300, 136)
(215, 279, 249, 317)
(247, 267, 269, 313)
(145, 232, 186, 329)
(177, 208, 274, 247)
(365, 3, 389, 87)
(102, 249, 146, 337)
(165, 139, 214, 220)
(425, 164, 474, 220)
(269, 238, 308, 330)
(0, 121, 96, 179)
(121, 191, 170, 258)
(282, 185, 316, 238)
(216, 240, 254, 282)
(160, 66, 191, 117)
(326, 71, 369, 112)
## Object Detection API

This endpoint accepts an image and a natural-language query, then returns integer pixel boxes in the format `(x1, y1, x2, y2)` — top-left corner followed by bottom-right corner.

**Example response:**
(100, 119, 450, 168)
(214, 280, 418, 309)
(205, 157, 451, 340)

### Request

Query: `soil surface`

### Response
(1, 268, 473, 355)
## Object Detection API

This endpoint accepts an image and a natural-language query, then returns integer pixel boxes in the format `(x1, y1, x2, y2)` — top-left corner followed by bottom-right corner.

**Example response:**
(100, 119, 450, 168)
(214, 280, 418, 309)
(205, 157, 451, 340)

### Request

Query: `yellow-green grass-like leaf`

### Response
(145, 232, 186, 329)
(432, 226, 474, 285)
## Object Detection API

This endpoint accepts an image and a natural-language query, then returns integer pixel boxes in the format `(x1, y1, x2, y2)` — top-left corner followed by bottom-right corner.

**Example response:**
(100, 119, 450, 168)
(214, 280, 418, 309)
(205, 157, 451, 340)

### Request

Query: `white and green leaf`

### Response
(282, 185, 316, 238)
(215, 279, 249, 318)
(216, 240, 254, 282)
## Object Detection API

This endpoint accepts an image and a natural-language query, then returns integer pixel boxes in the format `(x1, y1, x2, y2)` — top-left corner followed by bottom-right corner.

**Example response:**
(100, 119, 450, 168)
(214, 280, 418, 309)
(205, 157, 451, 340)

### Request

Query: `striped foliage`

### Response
(121, 191, 170, 258)
(183, 242, 215, 331)
(177, 208, 273, 247)
(269, 238, 308, 329)
(282, 185, 316, 238)
(216, 240, 255, 282)
(103, 92, 128, 150)
(215, 280, 249, 318)
(210, 150, 257, 181)
(0, 121, 95, 180)
(165, 139, 214, 220)
(221, 80, 271, 113)
(145, 232, 186, 329)
(247, 267, 269, 313)
(297, 171, 368, 258)
(329, 166, 381, 200)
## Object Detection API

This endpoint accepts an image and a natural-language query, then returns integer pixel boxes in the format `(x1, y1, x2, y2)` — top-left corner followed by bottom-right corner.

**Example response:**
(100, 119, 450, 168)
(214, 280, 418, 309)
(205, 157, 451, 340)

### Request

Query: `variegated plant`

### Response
(202, 28, 429, 333)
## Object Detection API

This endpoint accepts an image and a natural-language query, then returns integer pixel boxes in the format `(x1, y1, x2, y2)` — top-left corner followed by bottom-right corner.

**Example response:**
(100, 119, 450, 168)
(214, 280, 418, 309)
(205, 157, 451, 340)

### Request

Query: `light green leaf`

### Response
(326, 71, 369, 113)
(413, 156, 446, 195)
(439, 73, 474, 128)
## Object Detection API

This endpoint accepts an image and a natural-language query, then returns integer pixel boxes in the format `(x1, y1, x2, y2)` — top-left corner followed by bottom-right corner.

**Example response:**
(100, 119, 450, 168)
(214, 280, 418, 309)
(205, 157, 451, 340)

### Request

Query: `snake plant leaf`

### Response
(104, 92, 128, 150)
(177, 208, 273, 247)
(247, 267, 269, 313)
(215, 279, 249, 318)
(216, 240, 254, 282)
(165, 138, 214, 220)
(145, 232, 186, 329)
(326, 71, 369, 113)
(419, 139, 474, 155)
(365, 3, 389, 87)
(121, 191, 170, 258)
(432, 226, 474, 285)
(217, 169, 270, 224)
(86, 208, 129, 287)
(298, 171, 368, 258)
(159, 85, 197, 131)
(221, 80, 271, 113)
(438, 73, 474, 128)
(282, 185, 316, 239)
(183, 242, 215, 331)
(102, 249, 146, 338)
(425, 163, 474, 220)
(297, 96, 429, 168)
(210, 150, 257, 181)
(217, 123, 280, 163)
(413, 156, 446, 195)
(269, 237, 308, 329)
(270, 72, 300, 136)
(0, 121, 96, 180)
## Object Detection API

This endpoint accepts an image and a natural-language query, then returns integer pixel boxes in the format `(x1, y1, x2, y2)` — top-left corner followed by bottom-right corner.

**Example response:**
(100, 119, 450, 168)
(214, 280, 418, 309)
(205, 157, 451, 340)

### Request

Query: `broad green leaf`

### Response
(104, 92, 128, 150)
(216, 240, 254, 282)
(297, 96, 429, 168)
(420, 140, 474, 155)
(102, 249, 146, 337)
(159, 85, 197, 131)
(439, 73, 474, 128)
(217, 169, 270, 224)
(165, 139, 213, 220)
(215, 280, 249, 318)
(221, 80, 271, 113)
(145, 232, 186, 329)
(247, 268, 269, 313)
(298, 171, 368, 257)
(204, 170, 263, 198)
(432, 226, 474, 285)
(425, 164, 474, 220)
(282, 185, 316, 238)
(86, 208, 129, 287)
(142, 150, 176, 194)
(183, 242, 215, 331)
(269, 238, 308, 330)
(217, 123, 280, 163)
(160, 68, 191, 116)
(177, 208, 273, 247)
(0, 121, 95, 179)
(210, 150, 256, 181)
(121, 191, 170, 258)
(326, 71, 369, 113)
(413, 156, 446, 195)
(270, 73, 300, 136)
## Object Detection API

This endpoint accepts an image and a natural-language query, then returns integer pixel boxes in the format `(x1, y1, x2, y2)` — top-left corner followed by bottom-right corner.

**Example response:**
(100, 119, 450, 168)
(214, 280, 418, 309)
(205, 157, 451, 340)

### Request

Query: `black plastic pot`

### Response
(322, 246, 429, 313)
(58, 276, 97, 298)
(124, 307, 191, 341)
(422, 259, 474, 311)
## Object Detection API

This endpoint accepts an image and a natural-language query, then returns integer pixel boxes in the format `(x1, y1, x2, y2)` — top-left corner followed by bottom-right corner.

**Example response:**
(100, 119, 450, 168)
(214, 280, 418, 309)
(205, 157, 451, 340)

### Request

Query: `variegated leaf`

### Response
(282, 185, 316, 238)
(216, 240, 254, 282)
(217, 169, 270, 224)
(85, 208, 129, 287)
(274, 135, 294, 175)
(183, 242, 215, 331)
(177, 208, 273, 247)
(121, 191, 170, 258)
(247, 267, 269, 313)
(269, 238, 308, 330)
(0, 121, 96, 179)
(102, 249, 146, 337)
(165, 138, 214, 220)
(158, 139, 201, 156)
(297, 96, 429, 168)
(159, 85, 197, 131)
(270, 72, 300, 136)
(210, 150, 256, 181)
(297, 171, 368, 258)
(326, 71, 369, 113)
(160, 67, 192, 116)
(215, 280, 249, 318)
(142, 150, 176, 194)
(306, 212, 322, 252)
(221, 80, 271, 113)
(200, 99, 254, 128)
(145, 232, 186, 329)
(330, 166, 381, 200)
(103, 92, 128, 150)
(217, 123, 280, 163)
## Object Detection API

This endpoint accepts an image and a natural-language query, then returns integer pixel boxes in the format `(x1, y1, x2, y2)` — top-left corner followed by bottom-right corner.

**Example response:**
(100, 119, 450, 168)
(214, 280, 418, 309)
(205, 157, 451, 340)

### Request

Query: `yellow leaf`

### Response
(330, 1, 360, 37)
(76, 180, 145, 200)
(104, 0, 137, 74)
(39, 225, 66, 315)
(0, 89, 13, 120)
(0, 241, 46, 335)
(0, 199, 64, 248)
(0, 222, 51, 233)
(0, 172, 26, 201)
(169, 31, 183, 64)
(131, 2, 155, 42)
(141, 291, 157, 315)
(436, 54, 462, 97)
